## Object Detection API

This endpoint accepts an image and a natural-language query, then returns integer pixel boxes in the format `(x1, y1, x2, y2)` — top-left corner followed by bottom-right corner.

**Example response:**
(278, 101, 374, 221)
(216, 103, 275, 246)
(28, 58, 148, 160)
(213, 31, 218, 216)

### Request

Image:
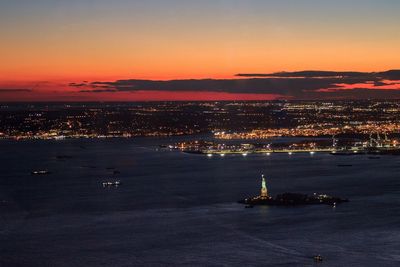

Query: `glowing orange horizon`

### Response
(2, 1, 400, 101)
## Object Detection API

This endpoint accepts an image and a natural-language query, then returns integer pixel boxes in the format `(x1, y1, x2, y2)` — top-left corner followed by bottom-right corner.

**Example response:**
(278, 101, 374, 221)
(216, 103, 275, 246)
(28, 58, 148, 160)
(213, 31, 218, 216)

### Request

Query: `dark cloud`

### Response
(80, 89, 117, 93)
(236, 71, 369, 78)
(373, 80, 389, 86)
(0, 88, 32, 93)
(236, 70, 400, 80)
(309, 88, 400, 99)
(72, 69, 400, 99)
(69, 82, 88, 87)
(379, 70, 400, 80)
(87, 78, 355, 95)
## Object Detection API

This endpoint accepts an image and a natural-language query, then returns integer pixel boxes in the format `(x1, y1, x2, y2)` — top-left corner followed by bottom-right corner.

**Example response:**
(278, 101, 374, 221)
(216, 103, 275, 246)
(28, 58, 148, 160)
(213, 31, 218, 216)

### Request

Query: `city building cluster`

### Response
(1, 100, 400, 140)
(215, 123, 400, 139)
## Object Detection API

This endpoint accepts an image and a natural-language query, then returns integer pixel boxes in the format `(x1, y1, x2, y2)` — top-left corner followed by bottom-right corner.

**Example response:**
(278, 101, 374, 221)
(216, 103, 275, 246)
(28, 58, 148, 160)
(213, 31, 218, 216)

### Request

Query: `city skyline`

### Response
(1, 0, 400, 101)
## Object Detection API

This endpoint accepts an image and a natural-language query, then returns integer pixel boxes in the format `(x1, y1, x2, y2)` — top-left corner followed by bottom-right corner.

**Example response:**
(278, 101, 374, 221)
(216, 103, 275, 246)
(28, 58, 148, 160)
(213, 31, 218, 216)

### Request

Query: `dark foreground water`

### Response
(1, 138, 400, 267)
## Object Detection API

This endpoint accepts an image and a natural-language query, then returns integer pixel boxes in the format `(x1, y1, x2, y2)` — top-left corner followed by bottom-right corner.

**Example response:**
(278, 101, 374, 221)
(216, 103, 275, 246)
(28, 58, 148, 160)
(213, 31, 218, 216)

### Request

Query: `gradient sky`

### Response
(1, 0, 400, 101)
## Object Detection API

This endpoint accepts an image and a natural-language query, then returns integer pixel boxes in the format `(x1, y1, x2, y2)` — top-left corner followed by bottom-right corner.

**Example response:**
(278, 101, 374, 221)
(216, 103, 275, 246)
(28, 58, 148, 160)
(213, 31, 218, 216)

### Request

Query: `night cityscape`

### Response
(2, 100, 400, 140)
(2, 1, 400, 267)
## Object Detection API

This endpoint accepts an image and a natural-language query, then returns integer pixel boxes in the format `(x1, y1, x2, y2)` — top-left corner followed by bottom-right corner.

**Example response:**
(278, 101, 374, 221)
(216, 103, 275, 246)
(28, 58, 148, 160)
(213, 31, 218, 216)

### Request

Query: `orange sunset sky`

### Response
(1, 0, 400, 101)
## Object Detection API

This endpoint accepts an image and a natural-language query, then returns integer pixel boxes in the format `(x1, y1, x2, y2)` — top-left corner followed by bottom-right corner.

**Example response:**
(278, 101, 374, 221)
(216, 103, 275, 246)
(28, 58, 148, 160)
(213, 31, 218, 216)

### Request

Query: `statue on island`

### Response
(238, 174, 348, 207)
(260, 174, 270, 199)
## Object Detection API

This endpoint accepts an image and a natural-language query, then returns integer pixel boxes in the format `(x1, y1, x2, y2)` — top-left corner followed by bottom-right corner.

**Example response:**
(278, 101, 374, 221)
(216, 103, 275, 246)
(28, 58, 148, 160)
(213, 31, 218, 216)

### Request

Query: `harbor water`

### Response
(1, 137, 400, 266)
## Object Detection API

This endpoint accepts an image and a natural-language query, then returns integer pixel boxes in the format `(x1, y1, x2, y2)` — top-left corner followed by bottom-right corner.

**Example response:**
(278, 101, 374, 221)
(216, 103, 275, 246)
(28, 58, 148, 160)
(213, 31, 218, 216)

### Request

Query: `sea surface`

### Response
(1, 137, 400, 267)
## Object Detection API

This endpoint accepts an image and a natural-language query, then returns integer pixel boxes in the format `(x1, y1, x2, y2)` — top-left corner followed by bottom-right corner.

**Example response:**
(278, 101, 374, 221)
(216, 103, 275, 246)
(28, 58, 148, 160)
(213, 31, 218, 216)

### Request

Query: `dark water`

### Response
(1, 138, 400, 267)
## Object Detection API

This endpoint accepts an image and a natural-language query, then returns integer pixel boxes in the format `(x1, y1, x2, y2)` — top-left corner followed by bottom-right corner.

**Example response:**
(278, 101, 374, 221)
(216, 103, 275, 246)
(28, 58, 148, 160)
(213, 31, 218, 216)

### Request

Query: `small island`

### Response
(238, 175, 349, 206)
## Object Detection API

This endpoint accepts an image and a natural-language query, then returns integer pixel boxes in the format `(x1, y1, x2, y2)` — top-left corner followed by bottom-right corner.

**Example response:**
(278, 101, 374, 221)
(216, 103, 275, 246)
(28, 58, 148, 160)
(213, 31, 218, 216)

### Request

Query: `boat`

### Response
(102, 180, 121, 187)
(313, 255, 323, 262)
(31, 170, 51, 175)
